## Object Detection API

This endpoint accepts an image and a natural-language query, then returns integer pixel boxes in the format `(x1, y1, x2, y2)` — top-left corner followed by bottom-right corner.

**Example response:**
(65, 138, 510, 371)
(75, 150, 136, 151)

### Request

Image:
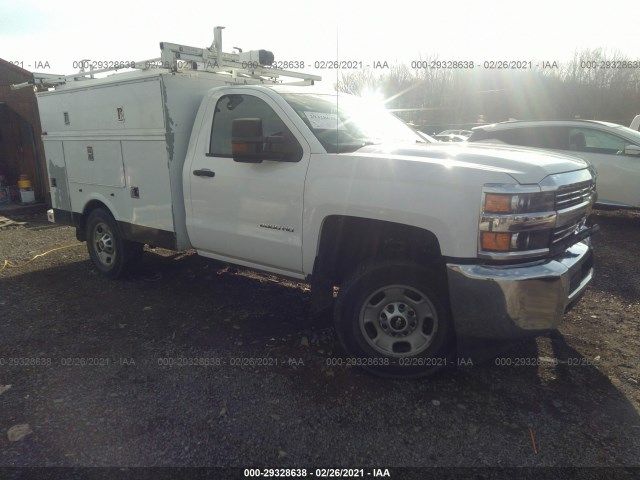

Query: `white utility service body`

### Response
(39, 70, 248, 253)
(28, 30, 598, 377)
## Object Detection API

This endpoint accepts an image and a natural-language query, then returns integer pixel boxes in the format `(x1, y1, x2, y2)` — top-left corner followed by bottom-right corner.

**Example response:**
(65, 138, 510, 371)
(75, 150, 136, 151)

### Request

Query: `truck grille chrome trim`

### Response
(553, 223, 580, 244)
(551, 179, 595, 247)
(555, 181, 596, 210)
(553, 219, 587, 244)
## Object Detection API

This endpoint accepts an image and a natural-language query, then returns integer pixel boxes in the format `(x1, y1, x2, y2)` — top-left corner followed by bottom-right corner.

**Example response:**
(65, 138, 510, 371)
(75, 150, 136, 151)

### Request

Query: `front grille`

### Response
(552, 179, 595, 247)
(552, 218, 586, 244)
(555, 181, 595, 210)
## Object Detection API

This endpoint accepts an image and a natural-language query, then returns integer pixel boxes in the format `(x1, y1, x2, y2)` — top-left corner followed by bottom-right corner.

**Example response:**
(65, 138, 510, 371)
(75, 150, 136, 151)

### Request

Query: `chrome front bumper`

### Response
(446, 241, 593, 341)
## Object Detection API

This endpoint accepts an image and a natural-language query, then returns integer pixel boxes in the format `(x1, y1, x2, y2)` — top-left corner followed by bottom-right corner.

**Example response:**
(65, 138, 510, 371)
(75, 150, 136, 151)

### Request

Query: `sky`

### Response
(1, 0, 637, 81)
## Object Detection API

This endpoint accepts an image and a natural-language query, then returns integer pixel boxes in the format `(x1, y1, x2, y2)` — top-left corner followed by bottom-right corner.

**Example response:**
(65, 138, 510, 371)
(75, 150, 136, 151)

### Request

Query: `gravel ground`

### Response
(0, 210, 638, 471)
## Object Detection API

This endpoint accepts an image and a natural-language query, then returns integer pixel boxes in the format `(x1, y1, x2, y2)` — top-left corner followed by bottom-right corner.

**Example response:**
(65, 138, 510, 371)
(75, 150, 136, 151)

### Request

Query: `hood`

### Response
(354, 142, 589, 184)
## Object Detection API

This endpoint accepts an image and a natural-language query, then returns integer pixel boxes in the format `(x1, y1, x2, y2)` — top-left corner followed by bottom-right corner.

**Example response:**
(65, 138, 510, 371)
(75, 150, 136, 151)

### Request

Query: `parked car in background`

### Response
(468, 120, 640, 210)
(630, 114, 640, 132)
(437, 129, 473, 137)
(407, 127, 436, 143)
(434, 133, 468, 143)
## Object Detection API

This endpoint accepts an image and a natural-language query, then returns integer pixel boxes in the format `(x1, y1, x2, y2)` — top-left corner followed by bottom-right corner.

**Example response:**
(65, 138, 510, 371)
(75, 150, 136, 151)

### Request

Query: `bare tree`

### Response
(335, 49, 640, 129)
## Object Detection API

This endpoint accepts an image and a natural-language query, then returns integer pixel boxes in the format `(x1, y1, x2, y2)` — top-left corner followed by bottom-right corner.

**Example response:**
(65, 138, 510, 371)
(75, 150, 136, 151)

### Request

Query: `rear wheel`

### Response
(334, 261, 454, 378)
(85, 208, 143, 278)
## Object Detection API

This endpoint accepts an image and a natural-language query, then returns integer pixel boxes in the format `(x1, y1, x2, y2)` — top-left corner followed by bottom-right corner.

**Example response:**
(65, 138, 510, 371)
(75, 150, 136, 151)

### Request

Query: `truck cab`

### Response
(184, 84, 597, 376)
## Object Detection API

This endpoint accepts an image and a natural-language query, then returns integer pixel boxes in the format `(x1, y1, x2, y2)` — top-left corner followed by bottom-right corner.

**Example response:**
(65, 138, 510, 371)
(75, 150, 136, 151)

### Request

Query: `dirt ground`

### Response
(0, 209, 638, 473)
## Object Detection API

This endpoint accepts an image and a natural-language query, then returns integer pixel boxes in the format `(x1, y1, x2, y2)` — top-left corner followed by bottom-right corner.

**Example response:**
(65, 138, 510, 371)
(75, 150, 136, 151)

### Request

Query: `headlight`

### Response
(483, 192, 555, 214)
(479, 186, 557, 259)
(480, 230, 551, 253)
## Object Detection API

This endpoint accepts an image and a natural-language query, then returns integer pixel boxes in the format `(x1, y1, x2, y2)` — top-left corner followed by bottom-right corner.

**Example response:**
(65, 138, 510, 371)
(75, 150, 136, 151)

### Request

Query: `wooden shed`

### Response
(0, 58, 48, 204)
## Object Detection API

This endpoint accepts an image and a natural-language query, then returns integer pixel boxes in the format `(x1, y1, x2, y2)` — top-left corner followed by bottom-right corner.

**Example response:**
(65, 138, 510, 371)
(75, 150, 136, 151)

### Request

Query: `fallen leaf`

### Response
(8, 424, 32, 442)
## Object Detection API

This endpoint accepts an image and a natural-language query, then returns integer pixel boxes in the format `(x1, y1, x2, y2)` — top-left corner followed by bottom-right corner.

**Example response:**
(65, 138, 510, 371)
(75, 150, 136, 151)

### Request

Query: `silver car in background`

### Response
(468, 120, 640, 210)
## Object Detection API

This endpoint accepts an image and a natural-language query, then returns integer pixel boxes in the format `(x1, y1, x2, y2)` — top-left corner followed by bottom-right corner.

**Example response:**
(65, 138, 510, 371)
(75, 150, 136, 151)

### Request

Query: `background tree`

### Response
(335, 49, 640, 132)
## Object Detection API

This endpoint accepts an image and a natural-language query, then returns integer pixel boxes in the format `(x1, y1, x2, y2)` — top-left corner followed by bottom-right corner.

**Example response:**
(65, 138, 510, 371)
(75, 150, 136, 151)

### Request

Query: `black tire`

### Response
(334, 260, 454, 378)
(85, 208, 143, 279)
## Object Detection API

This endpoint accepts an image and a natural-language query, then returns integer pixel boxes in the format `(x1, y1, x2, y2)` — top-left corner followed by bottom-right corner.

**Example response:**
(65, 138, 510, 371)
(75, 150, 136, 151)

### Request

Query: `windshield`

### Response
(280, 92, 429, 153)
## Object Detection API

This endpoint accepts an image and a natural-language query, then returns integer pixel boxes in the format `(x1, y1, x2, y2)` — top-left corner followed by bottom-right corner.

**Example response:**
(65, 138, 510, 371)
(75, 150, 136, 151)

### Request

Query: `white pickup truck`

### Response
(27, 31, 597, 377)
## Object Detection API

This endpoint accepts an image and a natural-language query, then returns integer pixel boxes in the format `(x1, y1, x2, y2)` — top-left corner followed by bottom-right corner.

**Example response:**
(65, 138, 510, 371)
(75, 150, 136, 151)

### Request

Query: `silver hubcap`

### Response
(93, 222, 116, 267)
(360, 285, 438, 357)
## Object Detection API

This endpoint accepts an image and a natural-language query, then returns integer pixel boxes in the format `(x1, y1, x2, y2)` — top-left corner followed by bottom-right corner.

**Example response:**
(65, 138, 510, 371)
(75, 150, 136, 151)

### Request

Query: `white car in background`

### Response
(437, 129, 473, 137)
(468, 120, 640, 210)
(434, 133, 468, 143)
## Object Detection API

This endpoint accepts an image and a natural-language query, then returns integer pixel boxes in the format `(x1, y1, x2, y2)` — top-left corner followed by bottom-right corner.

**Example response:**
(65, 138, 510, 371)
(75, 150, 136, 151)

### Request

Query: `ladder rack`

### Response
(11, 26, 321, 90)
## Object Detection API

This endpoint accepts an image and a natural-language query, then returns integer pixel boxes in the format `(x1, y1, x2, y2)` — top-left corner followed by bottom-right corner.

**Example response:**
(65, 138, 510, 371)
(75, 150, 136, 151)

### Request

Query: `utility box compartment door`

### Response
(64, 141, 126, 187)
(37, 78, 165, 133)
(44, 140, 72, 211)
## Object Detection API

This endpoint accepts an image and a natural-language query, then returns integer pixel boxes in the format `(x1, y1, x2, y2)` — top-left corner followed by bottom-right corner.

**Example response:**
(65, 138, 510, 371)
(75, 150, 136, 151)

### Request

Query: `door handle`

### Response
(193, 169, 215, 177)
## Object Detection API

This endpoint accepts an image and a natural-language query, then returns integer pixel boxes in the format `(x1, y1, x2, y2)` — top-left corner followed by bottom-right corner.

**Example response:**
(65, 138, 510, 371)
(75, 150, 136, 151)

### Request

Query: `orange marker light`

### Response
(484, 194, 511, 213)
(481, 232, 512, 251)
(232, 143, 250, 154)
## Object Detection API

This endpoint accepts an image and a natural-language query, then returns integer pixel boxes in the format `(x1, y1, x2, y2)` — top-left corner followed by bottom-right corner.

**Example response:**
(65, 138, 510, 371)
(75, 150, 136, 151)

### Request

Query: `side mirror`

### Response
(232, 118, 265, 163)
(231, 118, 301, 163)
(623, 144, 640, 156)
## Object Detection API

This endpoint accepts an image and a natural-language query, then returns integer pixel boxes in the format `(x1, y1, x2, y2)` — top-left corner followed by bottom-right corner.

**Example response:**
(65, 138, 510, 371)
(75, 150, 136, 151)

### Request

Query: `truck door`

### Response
(186, 89, 309, 275)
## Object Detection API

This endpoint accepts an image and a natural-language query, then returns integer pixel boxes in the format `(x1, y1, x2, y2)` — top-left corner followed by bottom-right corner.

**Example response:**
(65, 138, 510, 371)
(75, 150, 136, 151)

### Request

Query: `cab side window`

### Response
(209, 94, 302, 161)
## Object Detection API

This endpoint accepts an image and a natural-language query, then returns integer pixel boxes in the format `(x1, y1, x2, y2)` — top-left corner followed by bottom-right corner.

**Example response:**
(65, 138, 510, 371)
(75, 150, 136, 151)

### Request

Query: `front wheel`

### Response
(85, 208, 143, 279)
(334, 261, 454, 378)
